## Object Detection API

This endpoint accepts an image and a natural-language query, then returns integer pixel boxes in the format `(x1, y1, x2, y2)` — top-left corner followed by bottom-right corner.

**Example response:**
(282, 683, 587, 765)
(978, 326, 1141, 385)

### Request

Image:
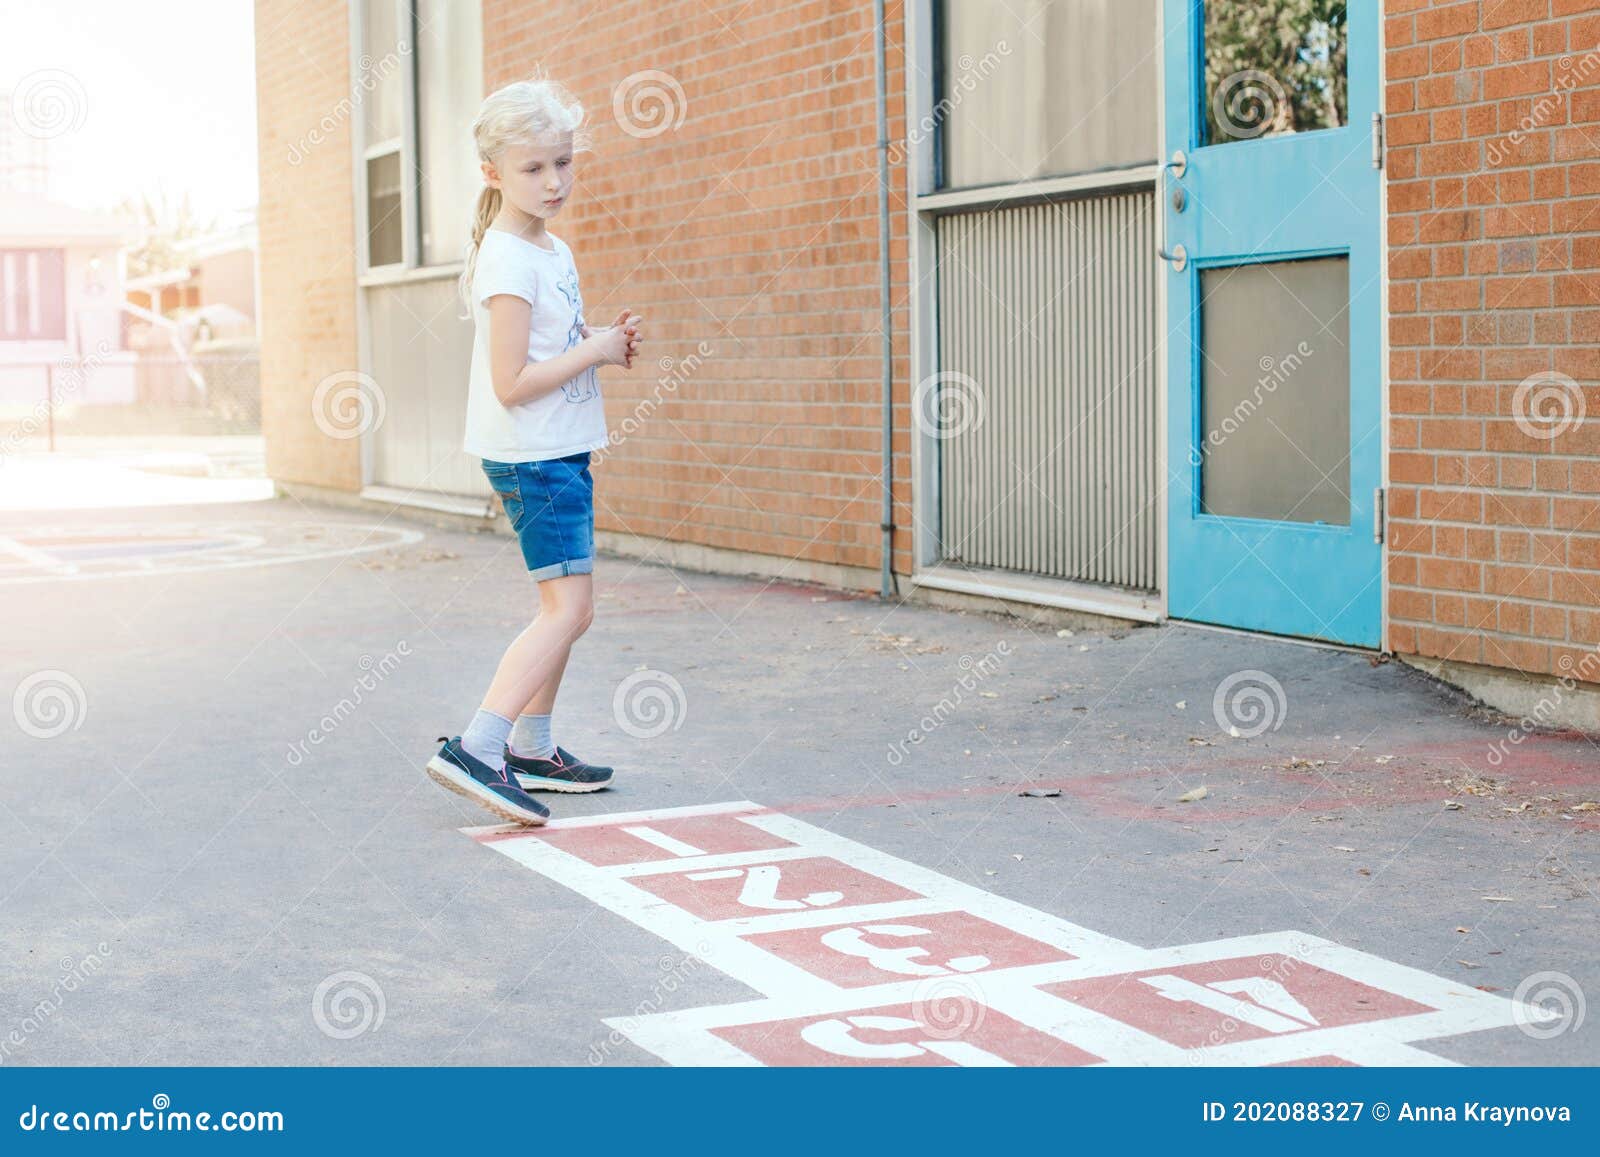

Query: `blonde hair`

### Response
(459, 75, 591, 309)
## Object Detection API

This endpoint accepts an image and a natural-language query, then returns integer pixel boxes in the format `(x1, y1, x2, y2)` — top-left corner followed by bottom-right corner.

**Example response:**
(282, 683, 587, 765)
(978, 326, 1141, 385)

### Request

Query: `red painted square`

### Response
(712, 1001, 1100, 1067)
(744, 909, 1075, 988)
(1043, 953, 1434, 1051)
(631, 857, 920, 921)
(513, 813, 796, 867)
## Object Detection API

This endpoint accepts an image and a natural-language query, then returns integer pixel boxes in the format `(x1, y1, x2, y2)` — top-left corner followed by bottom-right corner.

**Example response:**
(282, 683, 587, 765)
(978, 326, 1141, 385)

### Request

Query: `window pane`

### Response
(361, 0, 405, 146)
(367, 151, 404, 267)
(939, 0, 1157, 189)
(416, 0, 482, 266)
(1198, 256, 1350, 525)
(1204, 0, 1347, 145)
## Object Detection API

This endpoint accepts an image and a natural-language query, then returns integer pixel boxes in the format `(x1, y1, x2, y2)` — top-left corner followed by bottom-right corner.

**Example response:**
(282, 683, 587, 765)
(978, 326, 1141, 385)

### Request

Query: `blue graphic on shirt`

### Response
(554, 265, 598, 404)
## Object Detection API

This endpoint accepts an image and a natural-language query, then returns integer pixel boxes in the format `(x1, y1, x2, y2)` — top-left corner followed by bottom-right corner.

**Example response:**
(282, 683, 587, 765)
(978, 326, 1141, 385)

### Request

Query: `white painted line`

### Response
(609, 846, 817, 878)
(0, 536, 76, 575)
(713, 897, 959, 935)
(686, 869, 745, 881)
(621, 825, 706, 858)
(460, 799, 762, 837)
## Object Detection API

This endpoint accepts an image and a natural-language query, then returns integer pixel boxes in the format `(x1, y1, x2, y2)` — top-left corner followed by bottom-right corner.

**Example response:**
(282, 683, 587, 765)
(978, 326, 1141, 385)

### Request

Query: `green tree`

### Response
(1205, 0, 1348, 143)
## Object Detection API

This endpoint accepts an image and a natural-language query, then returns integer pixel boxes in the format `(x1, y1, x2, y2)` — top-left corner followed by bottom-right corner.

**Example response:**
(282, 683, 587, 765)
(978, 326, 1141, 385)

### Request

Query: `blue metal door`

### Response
(1163, 1, 1381, 646)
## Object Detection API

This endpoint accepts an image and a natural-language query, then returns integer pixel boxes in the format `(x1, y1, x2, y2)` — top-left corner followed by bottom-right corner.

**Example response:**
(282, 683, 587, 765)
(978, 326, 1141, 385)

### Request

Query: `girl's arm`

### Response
(487, 297, 641, 408)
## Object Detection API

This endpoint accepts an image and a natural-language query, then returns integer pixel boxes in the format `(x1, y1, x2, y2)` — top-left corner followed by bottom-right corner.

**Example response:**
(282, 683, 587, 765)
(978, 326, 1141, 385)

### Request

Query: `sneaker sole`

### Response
(511, 771, 614, 794)
(426, 756, 548, 826)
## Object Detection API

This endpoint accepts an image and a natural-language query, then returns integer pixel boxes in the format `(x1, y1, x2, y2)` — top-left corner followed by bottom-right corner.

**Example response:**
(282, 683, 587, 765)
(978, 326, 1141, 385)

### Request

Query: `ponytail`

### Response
(458, 185, 503, 312)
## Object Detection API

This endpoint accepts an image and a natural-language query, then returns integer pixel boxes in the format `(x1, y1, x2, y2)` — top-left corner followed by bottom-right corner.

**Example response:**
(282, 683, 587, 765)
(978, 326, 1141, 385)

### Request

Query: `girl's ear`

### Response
(481, 159, 500, 190)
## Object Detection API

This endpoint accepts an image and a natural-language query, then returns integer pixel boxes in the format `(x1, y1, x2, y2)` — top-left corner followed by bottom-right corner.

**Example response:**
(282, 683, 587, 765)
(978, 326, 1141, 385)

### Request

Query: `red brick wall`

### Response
(483, 0, 913, 576)
(255, 0, 361, 492)
(1385, 0, 1600, 683)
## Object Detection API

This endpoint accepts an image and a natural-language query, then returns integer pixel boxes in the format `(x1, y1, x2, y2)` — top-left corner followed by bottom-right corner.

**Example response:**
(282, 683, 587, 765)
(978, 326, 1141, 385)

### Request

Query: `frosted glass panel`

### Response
(1198, 257, 1350, 525)
(939, 0, 1157, 188)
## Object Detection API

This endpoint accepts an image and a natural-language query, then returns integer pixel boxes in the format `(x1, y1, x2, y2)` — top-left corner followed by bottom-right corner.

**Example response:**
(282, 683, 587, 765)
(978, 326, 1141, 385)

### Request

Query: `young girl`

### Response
(427, 78, 642, 827)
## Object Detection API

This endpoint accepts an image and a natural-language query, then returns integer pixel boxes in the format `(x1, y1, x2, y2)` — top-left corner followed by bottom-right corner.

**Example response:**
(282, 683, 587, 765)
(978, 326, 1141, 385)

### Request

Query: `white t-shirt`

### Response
(463, 228, 608, 462)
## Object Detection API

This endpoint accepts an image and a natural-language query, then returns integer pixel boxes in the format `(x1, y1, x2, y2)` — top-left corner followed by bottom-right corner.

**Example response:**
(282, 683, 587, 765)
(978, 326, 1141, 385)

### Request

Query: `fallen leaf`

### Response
(1332, 845, 1356, 853)
(1055, 628, 1074, 638)
(1443, 800, 1464, 810)
(1456, 926, 1471, 933)
(1373, 755, 1395, 764)
(1480, 896, 1515, 903)
(1457, 960, 1482, 969)
(1227, 725, 1241, 738)
(1502, 802, 1531, 813)
(1175, 700, 1187, 710)
(978, 691, 999, 699)
(1176, 786, 1209, 803)
(1019, 788, 1061, 798)
(1187, 737, 1212, 747)
(1012, 854, 1023, 861)
(1572, 801, 1599, 812)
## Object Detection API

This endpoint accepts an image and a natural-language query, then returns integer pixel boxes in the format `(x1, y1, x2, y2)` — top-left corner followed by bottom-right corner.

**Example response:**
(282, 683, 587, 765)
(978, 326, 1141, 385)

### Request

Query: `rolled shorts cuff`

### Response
(528, 557, 594, 582)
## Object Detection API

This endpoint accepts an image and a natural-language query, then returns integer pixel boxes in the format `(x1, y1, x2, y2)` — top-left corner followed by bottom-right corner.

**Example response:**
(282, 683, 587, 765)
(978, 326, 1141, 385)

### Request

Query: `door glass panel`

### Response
(939, 0, 1157, 188)
(1204, 1, 1347, 145)
(1198, 256, 1350, 525)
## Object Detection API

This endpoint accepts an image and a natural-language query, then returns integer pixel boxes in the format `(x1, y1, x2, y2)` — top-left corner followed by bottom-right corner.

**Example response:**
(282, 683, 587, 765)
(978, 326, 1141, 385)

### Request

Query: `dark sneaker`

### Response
(505, 745, 614, 793)
(426, 736, 551, 826)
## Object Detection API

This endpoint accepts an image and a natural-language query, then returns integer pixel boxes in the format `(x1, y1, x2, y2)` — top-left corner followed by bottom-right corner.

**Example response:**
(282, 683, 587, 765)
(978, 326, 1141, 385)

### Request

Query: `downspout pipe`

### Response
(873, 0, 895, 600)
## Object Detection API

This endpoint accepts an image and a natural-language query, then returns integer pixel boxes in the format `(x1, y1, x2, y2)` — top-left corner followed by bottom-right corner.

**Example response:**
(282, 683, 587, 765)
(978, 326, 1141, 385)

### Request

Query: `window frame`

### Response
(352, 0, 479, 285)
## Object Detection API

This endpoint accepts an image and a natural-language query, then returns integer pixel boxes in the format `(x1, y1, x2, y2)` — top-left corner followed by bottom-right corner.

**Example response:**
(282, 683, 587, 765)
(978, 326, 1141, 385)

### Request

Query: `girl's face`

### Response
(484, 133, 575, 221)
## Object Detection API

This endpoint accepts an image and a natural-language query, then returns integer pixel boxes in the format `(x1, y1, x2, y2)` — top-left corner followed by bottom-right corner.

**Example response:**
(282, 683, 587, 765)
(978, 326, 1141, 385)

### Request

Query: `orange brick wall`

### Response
(254, 0, 362, 492)
(1385, 0, 1600, 683)
(483, 0, 913, 575)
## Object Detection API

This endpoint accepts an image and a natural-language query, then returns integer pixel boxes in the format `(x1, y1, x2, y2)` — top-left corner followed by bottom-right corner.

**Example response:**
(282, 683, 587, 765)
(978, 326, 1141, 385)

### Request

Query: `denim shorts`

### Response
(482, 452, 595, 581)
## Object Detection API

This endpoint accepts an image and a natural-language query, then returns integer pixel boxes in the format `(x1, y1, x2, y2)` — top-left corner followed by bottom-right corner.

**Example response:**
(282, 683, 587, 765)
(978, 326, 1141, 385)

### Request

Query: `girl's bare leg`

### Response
(520, 646, 571, 716)
(478, 573, 593, 719)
